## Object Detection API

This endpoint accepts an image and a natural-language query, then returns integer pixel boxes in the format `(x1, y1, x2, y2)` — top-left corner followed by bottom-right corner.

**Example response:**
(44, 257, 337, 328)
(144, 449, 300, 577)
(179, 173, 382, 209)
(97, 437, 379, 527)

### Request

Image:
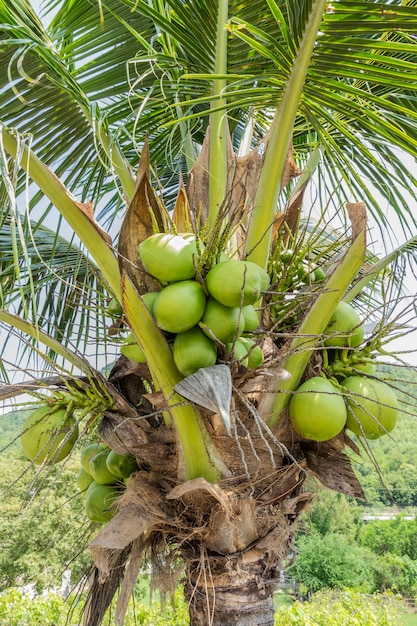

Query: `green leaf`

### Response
(0, 309, 91, 374)
(244, 0, 328, 269)
(1, 125, 122, 299)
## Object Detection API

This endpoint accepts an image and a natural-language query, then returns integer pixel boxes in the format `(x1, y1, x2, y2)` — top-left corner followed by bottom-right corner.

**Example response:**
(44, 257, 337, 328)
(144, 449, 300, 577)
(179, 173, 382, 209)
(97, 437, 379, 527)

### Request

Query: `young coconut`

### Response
(200, 298, 245, 343)
(173, 326, 217, 376)
(205, 260, 270, 307)
(21, 404, 78, 465)
(138, 233, 201, 283)
(289, 376, 347, 441)
(154, 280, 206, 334)
(342, 375, 398, 439)
(241, 304, 260, 331)
(120, 332, 147, 363)
(324, 301, 364, 348)
(85, 482, 121, 523)
(80, 442, 107, 473)
(89, 449, 119, 485)
(238, 337, 264, 369)
(76, 467, 94, 492)
(106, 450, 138, 479)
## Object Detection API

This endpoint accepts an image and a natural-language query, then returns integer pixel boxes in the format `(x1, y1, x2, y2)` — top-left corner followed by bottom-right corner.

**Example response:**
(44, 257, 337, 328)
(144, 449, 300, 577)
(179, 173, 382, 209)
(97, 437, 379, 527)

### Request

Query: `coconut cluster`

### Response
(76, 443, 137, 523)
(289, 301, 399, 442)
(119, 232, 270, 376)
(20, 408, 137, 524)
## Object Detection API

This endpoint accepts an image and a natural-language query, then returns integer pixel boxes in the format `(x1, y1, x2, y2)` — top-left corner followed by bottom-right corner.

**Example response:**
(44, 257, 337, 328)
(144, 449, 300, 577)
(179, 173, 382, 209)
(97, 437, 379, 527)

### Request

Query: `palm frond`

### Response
(2, 0, 417, 367)
(2, 0, 417, 234)
(0, 216, 117, 369)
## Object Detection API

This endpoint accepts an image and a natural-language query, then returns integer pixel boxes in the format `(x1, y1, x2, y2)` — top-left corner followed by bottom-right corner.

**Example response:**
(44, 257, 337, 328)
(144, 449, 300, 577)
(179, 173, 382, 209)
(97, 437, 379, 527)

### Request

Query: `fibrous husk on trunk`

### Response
(84, 322, 365, 625)
(85, 458, 311, 626)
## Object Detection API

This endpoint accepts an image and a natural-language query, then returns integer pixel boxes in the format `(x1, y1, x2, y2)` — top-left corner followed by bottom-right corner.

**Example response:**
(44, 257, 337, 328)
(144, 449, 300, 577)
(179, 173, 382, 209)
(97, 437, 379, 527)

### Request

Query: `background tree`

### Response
(287, 533, 375, 595)
(0, 449, 91, 592)
(296, 488, 362, 539)
(1, 2, 417, 625)
(288, 481, 417, 599)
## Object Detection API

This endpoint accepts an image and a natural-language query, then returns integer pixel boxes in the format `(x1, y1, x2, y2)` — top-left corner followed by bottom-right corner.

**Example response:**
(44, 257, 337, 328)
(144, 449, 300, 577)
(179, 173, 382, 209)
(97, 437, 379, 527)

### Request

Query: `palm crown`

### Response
(1, 1, 417, 625)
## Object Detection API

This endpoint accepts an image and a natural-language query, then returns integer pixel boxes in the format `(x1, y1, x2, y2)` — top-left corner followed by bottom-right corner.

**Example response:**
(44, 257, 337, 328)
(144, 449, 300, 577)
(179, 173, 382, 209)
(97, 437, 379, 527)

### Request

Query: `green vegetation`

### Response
(0, 587, 189, 626)
(289, 487, 417, 601)
(0, 450, 91, 593)
(288, 533, 375, 594)
(359, 516, 417, 561)
(274, 590, 403, 626)
(0, 587, 408, 626)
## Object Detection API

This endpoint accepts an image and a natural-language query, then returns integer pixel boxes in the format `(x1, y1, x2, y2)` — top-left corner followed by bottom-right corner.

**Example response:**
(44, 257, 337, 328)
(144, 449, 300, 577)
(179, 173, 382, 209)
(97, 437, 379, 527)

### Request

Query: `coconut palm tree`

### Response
(1, 1, 417, 624)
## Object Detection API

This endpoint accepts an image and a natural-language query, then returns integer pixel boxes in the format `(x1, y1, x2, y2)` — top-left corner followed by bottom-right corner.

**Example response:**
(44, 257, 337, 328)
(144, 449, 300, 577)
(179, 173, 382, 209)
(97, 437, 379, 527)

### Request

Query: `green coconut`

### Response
(238, 337, 264, 369)
(80, 442, 107, 473)
(241, 304, 260, 331)
(85, 482, 121, 523)
(21, 405, 78, 465)
(342, 375, 398, 439)
(324, 301, 364, 348)
(76, 468, 94, 492)
(173, 326, 217, 376)
(154, 280, 206, 333)
(89, 450, 119, 485)
(120, 332, 147, 363)
(205, 260, 270, 307)
(106, 450, 138, 479)
(138, 233, 201, 283)
(200, 298, 245, 343)
(289, 376, 347, 442)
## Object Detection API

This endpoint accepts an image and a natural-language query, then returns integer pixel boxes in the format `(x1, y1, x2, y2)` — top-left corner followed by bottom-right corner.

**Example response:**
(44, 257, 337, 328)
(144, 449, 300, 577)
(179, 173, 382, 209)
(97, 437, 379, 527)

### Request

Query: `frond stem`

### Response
(208, 0, 229, 229)
(245, 0, 328, 269)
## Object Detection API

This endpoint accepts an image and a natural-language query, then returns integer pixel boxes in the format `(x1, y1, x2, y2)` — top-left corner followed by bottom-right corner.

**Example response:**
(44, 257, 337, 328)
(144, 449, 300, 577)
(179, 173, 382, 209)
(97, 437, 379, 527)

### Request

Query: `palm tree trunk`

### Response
(184, 549, 277, 626)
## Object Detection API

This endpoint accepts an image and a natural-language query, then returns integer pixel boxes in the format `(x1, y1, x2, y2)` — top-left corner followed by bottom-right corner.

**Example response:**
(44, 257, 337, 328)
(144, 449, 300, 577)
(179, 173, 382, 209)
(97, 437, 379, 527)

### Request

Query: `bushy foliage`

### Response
(359, 516, 417, 560)
(274, 589, 403, 626)
(0, 588, 190, 626)
(371, 553, 417, 599)
(0, 590, 68, 626)
(297, 488, 362, 539)
(0, 588, 404, 626)
(291, 487, 417, 599)
(357, 515, 417, 597)
(287, 533, 375, 594)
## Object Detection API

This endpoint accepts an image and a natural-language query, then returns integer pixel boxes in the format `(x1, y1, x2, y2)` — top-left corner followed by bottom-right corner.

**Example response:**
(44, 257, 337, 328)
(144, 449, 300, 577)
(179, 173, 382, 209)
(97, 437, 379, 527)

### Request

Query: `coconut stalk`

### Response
(261, 226, 367, 427)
